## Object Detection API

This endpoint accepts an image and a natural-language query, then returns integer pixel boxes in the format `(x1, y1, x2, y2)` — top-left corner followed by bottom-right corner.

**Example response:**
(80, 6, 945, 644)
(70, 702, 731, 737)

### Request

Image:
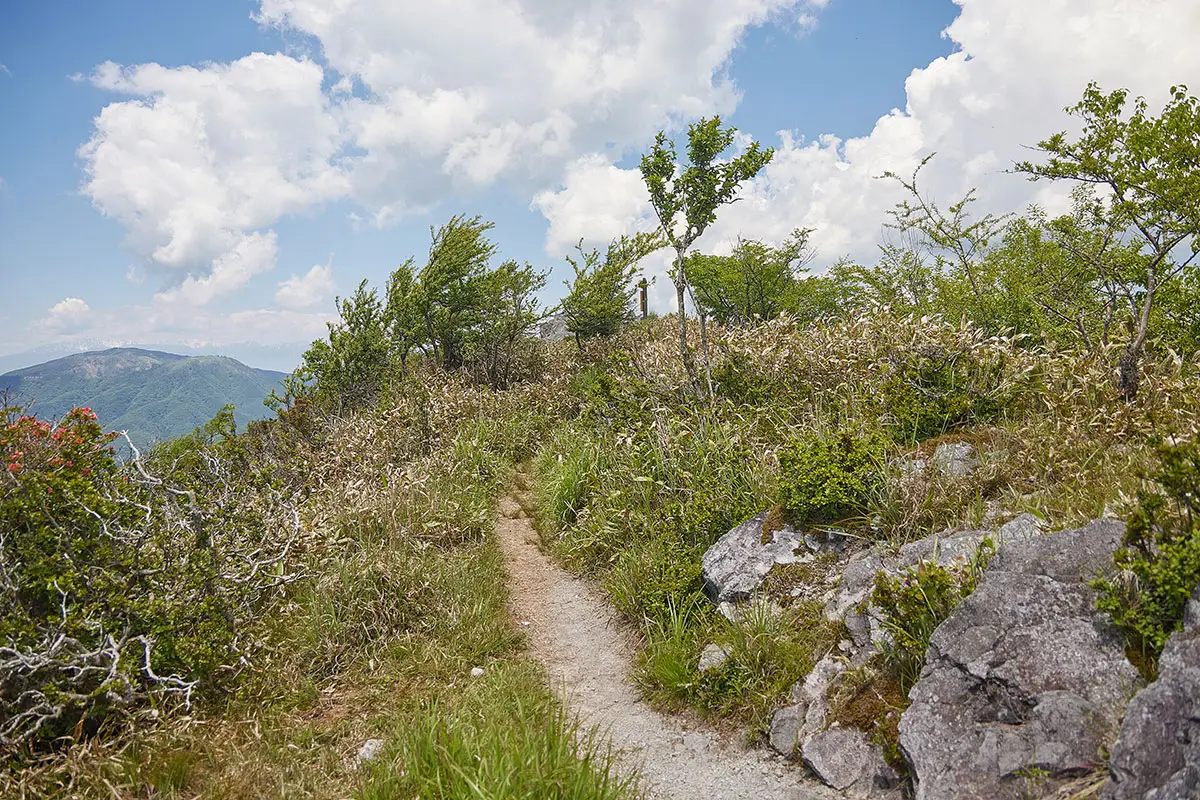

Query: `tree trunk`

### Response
(674, 250, 699, 391)
(697, 308, 715, 403)
(1118, 275, 1156, 402)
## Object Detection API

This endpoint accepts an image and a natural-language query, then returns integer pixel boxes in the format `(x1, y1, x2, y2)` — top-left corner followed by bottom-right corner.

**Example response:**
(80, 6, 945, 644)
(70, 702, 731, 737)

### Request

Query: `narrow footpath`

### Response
(495, 480, 836, 800)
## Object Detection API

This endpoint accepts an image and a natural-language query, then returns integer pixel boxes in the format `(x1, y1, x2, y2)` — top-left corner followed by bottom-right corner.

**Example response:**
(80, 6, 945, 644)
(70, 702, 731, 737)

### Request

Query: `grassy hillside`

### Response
(0, 348, 285, 448)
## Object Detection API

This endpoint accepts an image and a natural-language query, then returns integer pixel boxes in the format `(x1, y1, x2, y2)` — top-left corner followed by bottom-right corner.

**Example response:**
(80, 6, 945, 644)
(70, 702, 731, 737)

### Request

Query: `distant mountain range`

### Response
(0, 340, 307, 375)
(0, 348, 287, 451)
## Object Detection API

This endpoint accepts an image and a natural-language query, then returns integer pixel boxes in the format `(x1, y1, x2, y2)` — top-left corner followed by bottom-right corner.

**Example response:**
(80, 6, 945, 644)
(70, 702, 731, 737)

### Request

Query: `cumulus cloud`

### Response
(536, 0, 1200, 311)
(79, 0, 822, 306)
(37, 298, 92, 332)
(78, 53, 346, 305)
(153, 231, 279, 307)
(275, 261, 336, 309)
(73, 0, 1200, 325)
(258, 0, 814, 209)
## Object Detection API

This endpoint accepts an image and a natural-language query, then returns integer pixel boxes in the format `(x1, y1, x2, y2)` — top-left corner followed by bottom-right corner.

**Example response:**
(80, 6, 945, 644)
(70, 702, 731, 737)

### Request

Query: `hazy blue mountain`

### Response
(0, 340, 305, 374)
(1, 348, 286, 450)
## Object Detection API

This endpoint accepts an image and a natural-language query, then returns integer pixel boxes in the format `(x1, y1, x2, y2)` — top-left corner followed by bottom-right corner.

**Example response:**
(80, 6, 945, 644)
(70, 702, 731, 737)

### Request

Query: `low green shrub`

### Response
(604, 537, 704, 628)
(1095, 436, 1200, 679)
(871, 539, 993, 694)
(881, 344, 1009, 443)
(778, 428, 887, 525)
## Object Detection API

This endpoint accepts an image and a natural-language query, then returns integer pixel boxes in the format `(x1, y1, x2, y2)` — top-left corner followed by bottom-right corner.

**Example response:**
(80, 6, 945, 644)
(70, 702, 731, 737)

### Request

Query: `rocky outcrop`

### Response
(768, 653, 847, 758)
(1102, 589, 1200, 800)
(701, 510, 807, 602)
(899, 519, 1141, 800)
(832, 513, 1044, 652)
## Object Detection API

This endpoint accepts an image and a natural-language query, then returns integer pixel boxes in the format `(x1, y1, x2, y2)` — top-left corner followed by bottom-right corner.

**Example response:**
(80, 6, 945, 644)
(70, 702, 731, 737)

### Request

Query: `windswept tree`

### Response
(559, 231, 665, 346)
(685, 228, 814, 326)
(300, 280, 390, 412)
(1016, 82, 1200, 399)
(419, 214, 498, 369)
(640, 117, 773, 394)
(383, 258, 427, 374)
(472, 259, 548, 388)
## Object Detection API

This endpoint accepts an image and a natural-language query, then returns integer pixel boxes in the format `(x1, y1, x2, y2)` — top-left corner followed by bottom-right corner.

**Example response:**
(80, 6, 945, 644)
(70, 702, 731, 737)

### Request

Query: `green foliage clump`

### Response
(636, 599, 836, 734)
(778, 428, 887, 525)
(871, 541, 993, 695)
(1096, 436, 1200, 678)
(685, 229, 814, 327)
(1, 404, 298, 748)
(605, 537, 703, 626)
(881, 345, 1008, 443)
(560, 233, 664, 345)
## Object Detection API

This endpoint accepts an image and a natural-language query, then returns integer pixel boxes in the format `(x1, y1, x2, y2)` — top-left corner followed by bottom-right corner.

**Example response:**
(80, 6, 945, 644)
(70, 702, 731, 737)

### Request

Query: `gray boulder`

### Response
(802, 727, 900, 798)
(701, 511, 806, 602)
(930, 442, 980, 478)
(899, 519, 1142, 800)
(698, 643, 730, 673)
(769, 703, 806, 757)
(1102, 589, 1200, 800)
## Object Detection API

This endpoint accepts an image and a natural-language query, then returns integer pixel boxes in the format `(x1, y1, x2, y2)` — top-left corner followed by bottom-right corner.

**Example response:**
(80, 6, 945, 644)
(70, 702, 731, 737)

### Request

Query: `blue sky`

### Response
(1, 0, 1195, 372)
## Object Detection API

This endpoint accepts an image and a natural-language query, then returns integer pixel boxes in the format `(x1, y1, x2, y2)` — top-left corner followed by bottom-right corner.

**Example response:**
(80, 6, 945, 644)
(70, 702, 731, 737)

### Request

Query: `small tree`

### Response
(419, 214, 498, 369)
(384, 259, 427, 374)
(1016, 83, 1200, 399)
(300, 280, 391, 412)
(560, 232, 664, 346)
(639, 117, 773, 395)
(686, 228, 814, 326)
(882, 154, 1009, 302)
(470, 259, 548, 389)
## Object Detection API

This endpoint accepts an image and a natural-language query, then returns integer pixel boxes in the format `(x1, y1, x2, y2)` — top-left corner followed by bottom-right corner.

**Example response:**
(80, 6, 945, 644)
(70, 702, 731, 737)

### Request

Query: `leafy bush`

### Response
(871, 540, 993, 694)
(778, 428, 887, 525)
(0, 405, 304, 748)
(1095, 436, 1200, 678)
(605, 537, 703, 627)
(881, 344, 1009, 442)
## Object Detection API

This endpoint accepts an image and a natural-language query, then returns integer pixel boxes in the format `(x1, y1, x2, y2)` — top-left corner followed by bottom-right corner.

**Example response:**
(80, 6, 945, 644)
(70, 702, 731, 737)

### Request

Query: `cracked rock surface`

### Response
(1102, 589, 1200, 800)
(899, 519, 1141, 800)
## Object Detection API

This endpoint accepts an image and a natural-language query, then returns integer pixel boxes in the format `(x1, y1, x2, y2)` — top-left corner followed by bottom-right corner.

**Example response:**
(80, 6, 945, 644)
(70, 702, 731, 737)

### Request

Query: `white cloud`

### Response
(36, 298, 92, 333)
(535, 0, 1200, 312)
(79, 1, 815, 308)
(78, 53, 346, 306)
(257, 0, 801, 209)
(27, 300, 334, 352)
(152, 231, 279, 307)
(275, 261, 336, 309)
(531, 155, 655, 255)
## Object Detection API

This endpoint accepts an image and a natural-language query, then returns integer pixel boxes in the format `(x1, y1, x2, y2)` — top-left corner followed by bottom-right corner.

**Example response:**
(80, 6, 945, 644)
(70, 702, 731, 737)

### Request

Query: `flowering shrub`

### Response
(1, 405, 304, 748)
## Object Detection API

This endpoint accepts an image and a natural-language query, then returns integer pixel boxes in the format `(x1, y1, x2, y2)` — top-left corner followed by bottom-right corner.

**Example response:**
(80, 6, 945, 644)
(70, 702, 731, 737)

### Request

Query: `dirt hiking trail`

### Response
(496, 477, 836, 800)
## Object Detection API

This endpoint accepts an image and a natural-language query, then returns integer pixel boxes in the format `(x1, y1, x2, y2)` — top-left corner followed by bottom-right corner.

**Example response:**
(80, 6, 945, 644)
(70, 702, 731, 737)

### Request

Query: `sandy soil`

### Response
(494, 490, 836, 800)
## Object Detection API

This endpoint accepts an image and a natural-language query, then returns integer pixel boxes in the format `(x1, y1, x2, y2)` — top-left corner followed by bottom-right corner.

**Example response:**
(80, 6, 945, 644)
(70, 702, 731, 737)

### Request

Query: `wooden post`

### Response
(639, 279, 648, 319)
